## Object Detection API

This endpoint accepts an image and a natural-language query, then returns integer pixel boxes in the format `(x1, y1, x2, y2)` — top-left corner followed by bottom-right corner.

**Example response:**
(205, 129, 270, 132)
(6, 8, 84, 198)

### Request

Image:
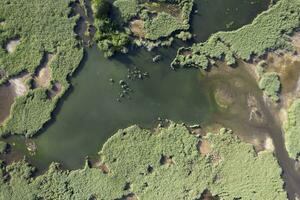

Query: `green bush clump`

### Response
(258, 72, 280, 102)
(176, 31, 192, 41)
(0, 123, 287, 199)
(144, 12, 185, 40)
(284, 99, 300, 159)
(172, 0, 300, 69)
(0, 0, 83, 137)
(94, 18, 130, 57)
(91, 0, 130, 57)
(113, 0, 139, 22)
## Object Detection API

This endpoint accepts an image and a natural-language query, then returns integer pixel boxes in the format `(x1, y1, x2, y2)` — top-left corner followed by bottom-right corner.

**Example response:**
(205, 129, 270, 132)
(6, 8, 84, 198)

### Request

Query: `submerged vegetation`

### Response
(284, 99, 300, 159)
(92, 0, 194, 57)
(0, 0, 83, 137)
(172, 0, 300, 69)
(0, 123, 286, 199)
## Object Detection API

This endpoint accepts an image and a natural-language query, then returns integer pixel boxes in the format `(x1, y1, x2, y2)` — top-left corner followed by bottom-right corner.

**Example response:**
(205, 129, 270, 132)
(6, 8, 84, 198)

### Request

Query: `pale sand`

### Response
(6, 39, 20, 53)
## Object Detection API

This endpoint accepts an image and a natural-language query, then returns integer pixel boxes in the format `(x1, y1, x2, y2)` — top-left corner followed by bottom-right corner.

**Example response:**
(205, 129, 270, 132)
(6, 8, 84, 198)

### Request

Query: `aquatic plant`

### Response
(284, 99, 300, 159)
(172, 0, 300, 69)
(0, 0, 83, 137)
(258, 72, 281, 102)
(0, 123, 286, 199)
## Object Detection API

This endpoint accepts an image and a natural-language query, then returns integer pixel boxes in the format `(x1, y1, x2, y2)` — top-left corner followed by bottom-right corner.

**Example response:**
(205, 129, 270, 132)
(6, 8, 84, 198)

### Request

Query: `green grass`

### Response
(0, 123, 286, 199)
(0, 0, 83, 137)
(258, 72, 281, 102)
(284, 99, 300, 159)
(172, 0, 300, 69)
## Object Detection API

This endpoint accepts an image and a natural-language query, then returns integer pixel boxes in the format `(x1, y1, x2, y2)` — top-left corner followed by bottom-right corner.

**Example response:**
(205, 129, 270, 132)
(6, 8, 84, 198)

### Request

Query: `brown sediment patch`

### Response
(47, 82, 62, 99)
(130, 20, 146, 38)
(181, 49, 192, 56)
(117, 194, 139, 200)
(0, 82, 14, 124)
(198, 139, 211, 156)
(264, 136, 275, 152)
(5, 38, 20, 53)
(247, 94, 265, 125)
(33, 53, 53, 88)
(160, 154, 174, 166)
(99, 163, 109, 174)
(146, 2, 182, 19)
(197, 189, 219, 200)
(214, 85, 233, 109)
(9, 72, 30, 97)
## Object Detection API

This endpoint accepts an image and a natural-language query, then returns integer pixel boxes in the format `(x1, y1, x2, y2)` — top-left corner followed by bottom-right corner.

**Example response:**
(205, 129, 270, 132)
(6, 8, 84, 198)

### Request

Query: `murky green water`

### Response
(2, 0, 271, 168)
(191, 0, 270, 42)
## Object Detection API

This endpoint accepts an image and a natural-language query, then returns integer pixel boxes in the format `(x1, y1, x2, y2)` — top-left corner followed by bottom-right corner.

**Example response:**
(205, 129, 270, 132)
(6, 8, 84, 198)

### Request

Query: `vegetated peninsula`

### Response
(171, 0, 300, 70)
(0, 123, 286, 199)
(0, 0, 83, 137)
(91, 0, 194, 57)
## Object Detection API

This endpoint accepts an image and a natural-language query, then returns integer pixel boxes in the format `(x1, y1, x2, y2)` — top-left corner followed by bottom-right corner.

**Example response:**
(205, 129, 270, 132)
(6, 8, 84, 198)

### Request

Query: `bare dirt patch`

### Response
(9, 72, 30, 97)
(130, 20, 146, 38)
(146, 2, 182, 19)
(5, 38, 20, 53)
(33, 53, 53, 88)
(198, 139, 212, 156)
(198, 189, 219, 200)
(160, 155, 174, 166)
(47, 82, 62, 99)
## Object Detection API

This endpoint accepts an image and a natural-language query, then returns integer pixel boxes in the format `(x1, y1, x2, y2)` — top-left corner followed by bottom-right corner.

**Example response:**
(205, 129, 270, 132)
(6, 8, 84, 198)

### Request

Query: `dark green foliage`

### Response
(258, 72, 281, 102)
(113, 0, 139, 22)
(172, 0, 300, 69)
(284, 99, 300, 159)
(0, 123, 287, 199)
(91, 0, 111, 19)
(0, 0, 83, 137)
(92, 0, 130, 57)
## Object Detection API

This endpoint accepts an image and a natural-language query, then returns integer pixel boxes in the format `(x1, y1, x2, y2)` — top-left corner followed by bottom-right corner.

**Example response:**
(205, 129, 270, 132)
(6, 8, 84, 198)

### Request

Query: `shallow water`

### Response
(191, 0, 270, 42)
(1, 0, 271, 172)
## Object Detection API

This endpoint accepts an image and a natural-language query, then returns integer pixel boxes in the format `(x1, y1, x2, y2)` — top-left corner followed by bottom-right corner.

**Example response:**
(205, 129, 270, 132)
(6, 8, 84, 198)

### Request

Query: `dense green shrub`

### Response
(0, 123, 286, 199)
(113, 0, 139, 22)
(0, 0, 83, 137)
(144, 12, 184, 40)
(92, 0, 130, 57)
(258, 72, 280, 102)
(284, 99, 300, 159)
(91, 0, 111, 19)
